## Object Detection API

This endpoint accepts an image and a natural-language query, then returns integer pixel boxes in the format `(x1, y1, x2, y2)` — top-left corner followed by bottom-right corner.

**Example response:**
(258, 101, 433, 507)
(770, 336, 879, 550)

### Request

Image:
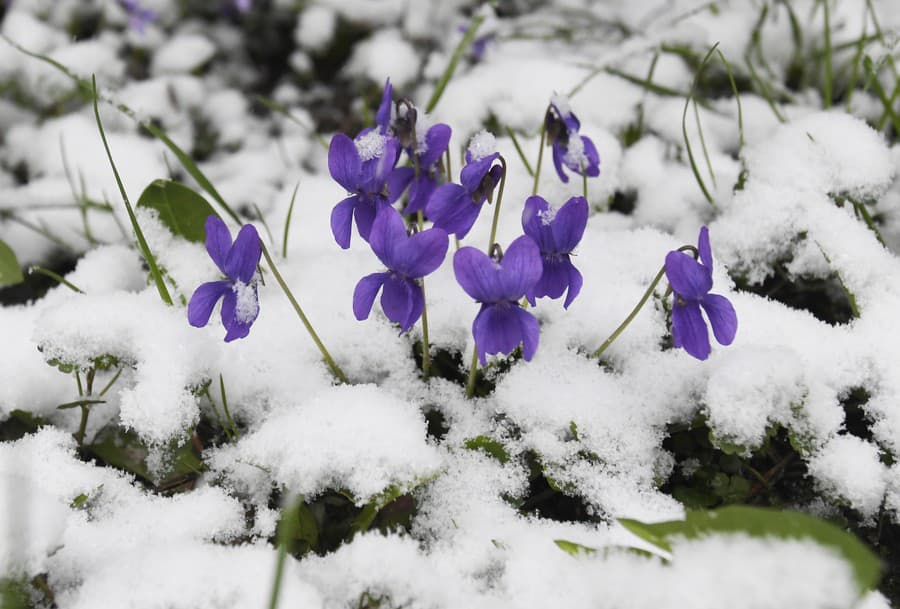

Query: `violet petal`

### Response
(328, 134, 362, 192)
(701, 293, 737, 346)
(331, 196, 357, 249)
(221, 289, 253, 342)
(550, 196, 588, 253)
(353, 272, 388, 321)
(665, 251, 713, 301)
(698, 226, 713, 270)
(204, 215, 232, 274)
(672, 301, 710, 360)
(187, 280, 230, 327)
(497, 236, 542, 300)
(454, 247, 503, 303)
(223, 224, 261, 283)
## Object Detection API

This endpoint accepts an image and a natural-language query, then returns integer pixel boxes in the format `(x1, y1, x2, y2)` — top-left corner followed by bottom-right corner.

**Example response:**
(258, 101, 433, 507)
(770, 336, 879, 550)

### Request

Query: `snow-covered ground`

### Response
(2, 0, 900, 607)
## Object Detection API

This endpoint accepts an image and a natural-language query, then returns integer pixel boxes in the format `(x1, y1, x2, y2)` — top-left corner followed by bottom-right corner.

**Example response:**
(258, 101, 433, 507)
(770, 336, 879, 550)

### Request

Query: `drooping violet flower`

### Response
(188, 216, 262, 342)
(545, 93, 600, 184)
(454, 236, 542, 364)
(664, 226, 737, 360)
(328, 132, 410, 248)
(117, 0, 156, 33)
(425, 130, 503, 239)
(402, 116, 451, 215)
(353, 208, 448, 332)
(521, 195, 588, 308)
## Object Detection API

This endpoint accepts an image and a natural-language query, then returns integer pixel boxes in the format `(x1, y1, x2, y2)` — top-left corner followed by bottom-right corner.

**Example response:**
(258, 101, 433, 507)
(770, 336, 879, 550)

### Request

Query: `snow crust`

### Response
(1, 0, 899, 607)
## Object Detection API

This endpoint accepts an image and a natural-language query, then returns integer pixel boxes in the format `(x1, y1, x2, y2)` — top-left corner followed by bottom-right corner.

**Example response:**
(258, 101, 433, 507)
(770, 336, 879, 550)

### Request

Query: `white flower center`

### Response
(467, 129, 496, 161)
(232, 280, 259, 324)
(355, 130, 388, 162)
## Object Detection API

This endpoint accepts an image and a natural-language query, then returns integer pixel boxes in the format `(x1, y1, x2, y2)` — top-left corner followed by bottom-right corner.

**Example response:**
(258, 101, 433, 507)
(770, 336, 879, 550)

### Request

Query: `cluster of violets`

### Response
(188, 79, 737, 369)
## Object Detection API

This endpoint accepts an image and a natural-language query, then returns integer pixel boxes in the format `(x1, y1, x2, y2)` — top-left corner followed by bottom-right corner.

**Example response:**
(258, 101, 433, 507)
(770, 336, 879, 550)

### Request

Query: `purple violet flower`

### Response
(403, 120, 452, 215)
(188, 216, 262, 342)
(425, 131, 503, 239)
(328, 132, 410, 248)
(353, 208, 449, 333)
(664, 226, 737, 360)
(233, 0, 252, 13)
(117, 0, 156, 33)
(545, 94, 600, 184)
(454, 236, 543, 364)
(521, 195, 588, 308)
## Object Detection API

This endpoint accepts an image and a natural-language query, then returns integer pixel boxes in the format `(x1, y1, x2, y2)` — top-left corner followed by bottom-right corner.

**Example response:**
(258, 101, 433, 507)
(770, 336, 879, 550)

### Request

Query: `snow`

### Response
(152, 33, 216, 75)
(1, 0, 900, 606)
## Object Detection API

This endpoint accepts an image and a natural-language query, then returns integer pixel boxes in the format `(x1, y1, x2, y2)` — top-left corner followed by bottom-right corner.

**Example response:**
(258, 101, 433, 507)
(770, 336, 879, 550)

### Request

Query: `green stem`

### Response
(465, 346, 480, 399)
(466, 155, 508, 399)
(98, 367, 123, 397)
(28, 266, 84, 294)
(592, 266, 667, 359)
(505, 126, 534, 176)
(531, 119, 547, 196)
(487, 156, 508, 250)
(76, 368, 95, 448)
(259, 242, 347, 384)
(416, 211, 432, 380)
(822, 0, 833, 109)
(268, 495, 303, 609)
(219, 373, 240, 439)
(76, 405, 89, 448)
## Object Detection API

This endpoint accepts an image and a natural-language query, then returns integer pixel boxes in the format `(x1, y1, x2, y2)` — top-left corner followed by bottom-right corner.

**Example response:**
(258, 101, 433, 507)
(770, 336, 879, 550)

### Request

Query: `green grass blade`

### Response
(91, 76, 173, 306)
(682, 44, 719, 207)
(282, 182, 299, 259)
(821, 0, 833, 108)
(504, 126, 534, 177)
(425, 15, 484, 113)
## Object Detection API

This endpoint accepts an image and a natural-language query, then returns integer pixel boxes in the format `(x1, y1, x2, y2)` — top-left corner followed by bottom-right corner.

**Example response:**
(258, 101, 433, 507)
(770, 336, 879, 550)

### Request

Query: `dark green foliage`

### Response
(732, 259, 856, 325)
(0, 251, 77, 306)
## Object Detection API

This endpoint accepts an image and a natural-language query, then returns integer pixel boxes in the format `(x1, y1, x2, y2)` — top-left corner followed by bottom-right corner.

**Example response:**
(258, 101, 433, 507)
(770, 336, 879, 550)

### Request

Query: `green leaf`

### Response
(136, 180, 218, 243)
(351, 485, 404, 535)
(618, 518, 673, 553)
(554, 539, 597, 556)
(620, 506, 881, 595)
(0, 239, 24, 288)
(463, 435, 510, 464)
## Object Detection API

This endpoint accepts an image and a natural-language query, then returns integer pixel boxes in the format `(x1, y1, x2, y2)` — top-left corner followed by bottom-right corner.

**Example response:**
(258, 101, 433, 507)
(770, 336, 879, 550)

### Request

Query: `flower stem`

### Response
(417, 211, 431, 380)
(487, 156, 508, 250)
(259, 242, 348, 384)
(592, 245, 698, 359)
(465, 346, 480, 398)
(592, 265, 667, 360)
(75, 368, 95, 449)
(268, 494, 303, 609)
(466, 155, 508, 398)
(531, 119, 547, 196)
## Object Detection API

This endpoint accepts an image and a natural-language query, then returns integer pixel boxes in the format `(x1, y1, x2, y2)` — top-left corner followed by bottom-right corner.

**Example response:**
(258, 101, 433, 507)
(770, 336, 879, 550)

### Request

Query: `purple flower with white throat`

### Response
(454, 236, 542, 364)
(545, 94, 600, 184)
(354, 208, 448, 333)
(426, 130, 503, 239)
(521, 195, 588, 308)
(328, 131, 409, 248)
(664, 226, 737, 360)
(188, 216, 262, 342)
